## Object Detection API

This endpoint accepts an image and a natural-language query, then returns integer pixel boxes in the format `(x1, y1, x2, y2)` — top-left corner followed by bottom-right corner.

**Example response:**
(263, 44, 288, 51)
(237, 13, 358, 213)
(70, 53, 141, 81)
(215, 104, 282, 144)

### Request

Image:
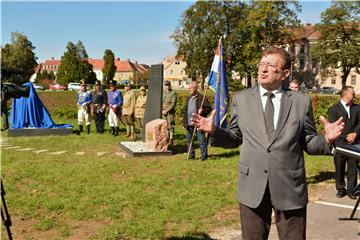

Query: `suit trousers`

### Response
(334, 153, 358, 192)
(239, 185, 306, 240)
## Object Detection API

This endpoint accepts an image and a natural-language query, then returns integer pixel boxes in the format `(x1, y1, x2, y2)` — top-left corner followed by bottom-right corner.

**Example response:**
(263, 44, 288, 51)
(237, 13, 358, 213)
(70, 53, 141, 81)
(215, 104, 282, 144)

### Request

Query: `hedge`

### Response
(33, 90, 359, 133)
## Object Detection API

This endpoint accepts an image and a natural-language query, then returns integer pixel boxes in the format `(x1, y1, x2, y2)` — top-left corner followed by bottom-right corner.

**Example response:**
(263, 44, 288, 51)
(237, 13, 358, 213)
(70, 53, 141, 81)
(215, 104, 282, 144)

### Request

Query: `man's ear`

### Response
(282, 69, 290, 80)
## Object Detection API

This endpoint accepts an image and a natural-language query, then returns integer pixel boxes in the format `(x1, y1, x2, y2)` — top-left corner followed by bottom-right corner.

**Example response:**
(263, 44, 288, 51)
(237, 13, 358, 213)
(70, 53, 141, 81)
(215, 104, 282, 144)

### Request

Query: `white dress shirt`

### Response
(259, 84, 282, 130)
(340, 99, 351, 119)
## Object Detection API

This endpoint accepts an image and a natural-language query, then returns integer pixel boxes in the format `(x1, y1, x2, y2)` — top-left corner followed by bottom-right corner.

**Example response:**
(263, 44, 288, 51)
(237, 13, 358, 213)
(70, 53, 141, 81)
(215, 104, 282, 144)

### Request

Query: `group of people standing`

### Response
(76, 80, 147, 139)
(76, 78, 213, 160)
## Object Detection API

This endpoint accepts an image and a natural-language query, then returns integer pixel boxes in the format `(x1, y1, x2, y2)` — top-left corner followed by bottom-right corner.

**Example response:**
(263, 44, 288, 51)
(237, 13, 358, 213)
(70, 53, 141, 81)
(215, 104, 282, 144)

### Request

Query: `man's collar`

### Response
(259, 84, 282, 96)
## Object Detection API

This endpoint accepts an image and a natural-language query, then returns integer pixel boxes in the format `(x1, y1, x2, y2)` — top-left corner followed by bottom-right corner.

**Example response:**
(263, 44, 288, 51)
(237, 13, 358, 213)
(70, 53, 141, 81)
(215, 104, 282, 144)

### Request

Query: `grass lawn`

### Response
(1, 119, 335, 239)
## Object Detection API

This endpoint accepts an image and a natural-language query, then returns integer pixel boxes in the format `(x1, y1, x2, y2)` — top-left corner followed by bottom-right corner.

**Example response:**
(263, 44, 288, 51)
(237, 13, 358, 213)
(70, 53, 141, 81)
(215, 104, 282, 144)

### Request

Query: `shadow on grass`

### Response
(164, 232, 215, 240)
(209, 150, 239, 160)
(307, 171, 334, 184)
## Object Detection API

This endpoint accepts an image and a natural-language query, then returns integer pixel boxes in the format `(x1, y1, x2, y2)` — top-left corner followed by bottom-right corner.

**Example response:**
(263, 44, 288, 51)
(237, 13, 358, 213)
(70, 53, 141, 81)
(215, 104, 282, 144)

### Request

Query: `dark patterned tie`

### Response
(264, 92, 274, 140)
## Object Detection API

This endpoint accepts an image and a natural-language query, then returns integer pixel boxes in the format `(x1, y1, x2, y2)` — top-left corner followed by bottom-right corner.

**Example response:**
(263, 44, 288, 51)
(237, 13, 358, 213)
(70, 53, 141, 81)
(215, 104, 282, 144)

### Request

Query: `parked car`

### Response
(319, 87, 338, 95)
(32, 83, 45, 91)
(48, 83, 67, 91)
(67, 82, 81, 91)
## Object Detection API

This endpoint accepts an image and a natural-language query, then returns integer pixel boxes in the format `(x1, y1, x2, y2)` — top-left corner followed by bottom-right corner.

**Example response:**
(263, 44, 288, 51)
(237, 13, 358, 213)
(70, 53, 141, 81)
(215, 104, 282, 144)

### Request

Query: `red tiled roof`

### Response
(40, 58, 148, 73)
(115, 59, 136, 72)
(87, 59, 104, 70)
(42, 60, 61, 66)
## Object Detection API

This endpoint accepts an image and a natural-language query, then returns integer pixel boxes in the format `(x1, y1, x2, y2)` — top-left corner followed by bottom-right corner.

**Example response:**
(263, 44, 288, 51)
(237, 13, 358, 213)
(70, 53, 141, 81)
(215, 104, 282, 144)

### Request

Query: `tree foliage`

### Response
(56, 41, 97, 85)
(102, 49, 117, 84)
(171, 1, 301, 88)
(1, 32, 38, 84)
(311, 1, 360, 87)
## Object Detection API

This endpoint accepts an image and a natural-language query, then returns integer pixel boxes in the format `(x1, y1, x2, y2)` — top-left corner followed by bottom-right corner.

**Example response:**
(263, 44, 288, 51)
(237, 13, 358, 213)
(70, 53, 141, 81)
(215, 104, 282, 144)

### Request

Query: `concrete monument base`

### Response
(8, 127, 73, 137)
(119, 141, 172, 157)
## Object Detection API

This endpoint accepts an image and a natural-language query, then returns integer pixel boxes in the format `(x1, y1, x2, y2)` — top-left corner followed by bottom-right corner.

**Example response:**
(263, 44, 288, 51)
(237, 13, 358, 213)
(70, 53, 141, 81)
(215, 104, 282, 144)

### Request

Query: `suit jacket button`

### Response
(267, 149, 271, 153)
(264, 170, 268, 174)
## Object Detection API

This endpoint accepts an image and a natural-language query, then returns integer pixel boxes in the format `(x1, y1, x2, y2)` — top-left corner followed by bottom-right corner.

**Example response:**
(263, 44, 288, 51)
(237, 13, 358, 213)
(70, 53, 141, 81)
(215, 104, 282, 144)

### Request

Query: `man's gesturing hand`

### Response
(191, 110, 216, 135)
(320, 116, 344, 144)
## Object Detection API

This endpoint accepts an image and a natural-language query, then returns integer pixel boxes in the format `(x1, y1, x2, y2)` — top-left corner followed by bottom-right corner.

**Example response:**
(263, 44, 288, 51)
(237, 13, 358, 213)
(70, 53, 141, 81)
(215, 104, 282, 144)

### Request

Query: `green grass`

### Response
(1, 121, 334, 239)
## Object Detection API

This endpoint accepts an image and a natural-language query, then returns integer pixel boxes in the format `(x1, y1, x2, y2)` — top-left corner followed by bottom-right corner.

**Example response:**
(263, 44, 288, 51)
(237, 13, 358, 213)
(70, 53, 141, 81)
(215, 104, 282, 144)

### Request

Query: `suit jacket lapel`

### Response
(249, 87, 270, 146)
(270, 90, 293, 145)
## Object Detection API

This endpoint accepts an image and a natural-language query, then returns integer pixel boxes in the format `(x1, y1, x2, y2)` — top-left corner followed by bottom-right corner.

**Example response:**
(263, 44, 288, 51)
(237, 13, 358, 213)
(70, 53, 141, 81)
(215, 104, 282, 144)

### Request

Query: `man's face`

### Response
(258, 54, 290, 91)
(188, 84, 197, 95)
(289, 83, 300, 92)
(343, 88, 355, 104)
(81, 85, 86, 91)
(95, 85, 100, 90)
(125, 86, 130, 92)
(110, 85, 115, 91)
(165, 85, 171, 91)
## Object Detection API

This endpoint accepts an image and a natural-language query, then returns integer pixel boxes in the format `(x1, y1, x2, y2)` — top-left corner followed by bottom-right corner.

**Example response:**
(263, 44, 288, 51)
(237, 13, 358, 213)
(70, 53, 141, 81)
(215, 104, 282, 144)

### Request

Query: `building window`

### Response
(180, 70, 183, 75)
(170, 70, 173, 75)
(331, 78, 336, 85)
(175, 61, 180, 65)
(351, 75, 356, 85)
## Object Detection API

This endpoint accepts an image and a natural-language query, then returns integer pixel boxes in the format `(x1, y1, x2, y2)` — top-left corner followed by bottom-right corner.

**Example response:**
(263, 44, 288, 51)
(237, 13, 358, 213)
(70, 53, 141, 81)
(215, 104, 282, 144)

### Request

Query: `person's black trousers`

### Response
(334, 153, 358, 192)
(94, 112, 105, 133)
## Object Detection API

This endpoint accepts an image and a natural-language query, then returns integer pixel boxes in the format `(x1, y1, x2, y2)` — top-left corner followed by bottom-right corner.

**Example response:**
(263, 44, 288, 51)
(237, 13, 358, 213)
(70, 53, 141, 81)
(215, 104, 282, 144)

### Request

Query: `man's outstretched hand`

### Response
(191, 110, 216, 135)
(320, 116, 344, 144)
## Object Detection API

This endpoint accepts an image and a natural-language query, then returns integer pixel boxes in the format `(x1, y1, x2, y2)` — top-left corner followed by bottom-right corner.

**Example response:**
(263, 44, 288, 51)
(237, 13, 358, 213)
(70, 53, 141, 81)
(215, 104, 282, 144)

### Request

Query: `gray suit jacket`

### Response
(211, 86, 331, 210)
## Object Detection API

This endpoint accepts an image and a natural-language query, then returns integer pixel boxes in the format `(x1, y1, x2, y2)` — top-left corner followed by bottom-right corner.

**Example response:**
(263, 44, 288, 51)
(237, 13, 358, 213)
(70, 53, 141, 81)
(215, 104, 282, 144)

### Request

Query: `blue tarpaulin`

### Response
(10, 82, 73, 129)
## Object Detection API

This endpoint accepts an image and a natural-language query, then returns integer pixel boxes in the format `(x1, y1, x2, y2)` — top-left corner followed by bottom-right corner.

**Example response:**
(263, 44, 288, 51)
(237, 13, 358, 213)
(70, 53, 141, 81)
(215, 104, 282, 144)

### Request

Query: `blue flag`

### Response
(208, 40, 229, 128)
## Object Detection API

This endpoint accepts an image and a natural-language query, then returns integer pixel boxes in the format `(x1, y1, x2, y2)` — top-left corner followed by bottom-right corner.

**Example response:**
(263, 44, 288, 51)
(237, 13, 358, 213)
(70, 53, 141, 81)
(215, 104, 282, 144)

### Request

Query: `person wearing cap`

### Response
(122, 83, 136, 139)
(135, 86, 148, 136)
(77, 80, 92, 134)
(108, 80, 123, 136)
(91, 80, 107, 133)
(162, 80, 177, 145)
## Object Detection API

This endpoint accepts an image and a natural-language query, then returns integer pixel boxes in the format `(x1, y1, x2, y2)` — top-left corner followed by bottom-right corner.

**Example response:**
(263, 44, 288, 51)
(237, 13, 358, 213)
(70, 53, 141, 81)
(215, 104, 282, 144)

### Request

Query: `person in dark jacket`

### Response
(183, 82, 212, 160)
(92, 80, 107, 133)
(328, 86, 360, 199)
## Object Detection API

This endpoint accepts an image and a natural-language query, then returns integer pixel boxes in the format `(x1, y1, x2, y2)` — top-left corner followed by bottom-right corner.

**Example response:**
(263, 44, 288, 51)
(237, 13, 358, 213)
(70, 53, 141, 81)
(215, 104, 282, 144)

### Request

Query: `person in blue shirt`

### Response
(108, 80, 123, 136)
(77, 80, 92, 134)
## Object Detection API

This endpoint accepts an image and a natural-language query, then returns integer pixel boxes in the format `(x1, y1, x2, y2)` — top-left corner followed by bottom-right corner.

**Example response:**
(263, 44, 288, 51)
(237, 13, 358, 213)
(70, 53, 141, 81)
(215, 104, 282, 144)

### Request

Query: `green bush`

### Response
(38, 91, 360, 132)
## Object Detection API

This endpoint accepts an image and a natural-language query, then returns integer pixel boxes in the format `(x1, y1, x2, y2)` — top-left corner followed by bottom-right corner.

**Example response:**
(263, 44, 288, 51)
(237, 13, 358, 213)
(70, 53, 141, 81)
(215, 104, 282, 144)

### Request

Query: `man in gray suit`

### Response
(192, 47, 344, 240)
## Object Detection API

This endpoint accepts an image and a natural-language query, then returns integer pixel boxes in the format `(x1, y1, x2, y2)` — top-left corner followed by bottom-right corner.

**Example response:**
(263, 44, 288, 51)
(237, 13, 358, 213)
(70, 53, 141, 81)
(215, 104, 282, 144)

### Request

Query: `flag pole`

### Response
(186, 36, 222, 160)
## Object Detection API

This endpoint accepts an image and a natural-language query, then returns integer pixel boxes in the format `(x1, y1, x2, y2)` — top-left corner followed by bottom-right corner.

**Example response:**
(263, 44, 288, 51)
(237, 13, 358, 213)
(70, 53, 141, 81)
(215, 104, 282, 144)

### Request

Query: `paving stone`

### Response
(4, 146, 21, 150)
(33, 149, 49, 154)
(49, 151, 67, 155)
(75, 152, 85, 156)
(97, 152, 108, 157)
(16, 148, 34, 152)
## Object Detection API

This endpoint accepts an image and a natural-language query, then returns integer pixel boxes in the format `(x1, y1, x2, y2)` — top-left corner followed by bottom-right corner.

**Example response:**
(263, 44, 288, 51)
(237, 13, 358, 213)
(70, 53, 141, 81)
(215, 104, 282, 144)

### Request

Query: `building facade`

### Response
(37, 57, 149, 84)
(162, 55, 191, 89)
(286, 23, 359, 93)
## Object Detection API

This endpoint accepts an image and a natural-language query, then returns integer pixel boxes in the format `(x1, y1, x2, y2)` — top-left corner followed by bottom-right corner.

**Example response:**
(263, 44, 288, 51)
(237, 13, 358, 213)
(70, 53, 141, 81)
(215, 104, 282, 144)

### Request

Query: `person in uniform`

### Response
(162, 80, 177, 145)
(135, 86, 147, 137)
(91, 80, 107, 133)
(122, 83, 136, 139)
(77, 80, 92, 134)
(108, 80, 123, 136)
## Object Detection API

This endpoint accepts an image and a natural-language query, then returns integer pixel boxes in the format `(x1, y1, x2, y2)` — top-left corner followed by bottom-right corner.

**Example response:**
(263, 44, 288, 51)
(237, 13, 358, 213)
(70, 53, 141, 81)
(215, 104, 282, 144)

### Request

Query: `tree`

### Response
(311, 1, 360, 87)
(171, 1, 300, 89)
(235, 1, 301, 87)
(172, 1, 246, 88)
(102, 49, 117, 84)
(57, 41, 96, 85)
(1, 32, 38, 84)
(76, 40, 89, 59)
